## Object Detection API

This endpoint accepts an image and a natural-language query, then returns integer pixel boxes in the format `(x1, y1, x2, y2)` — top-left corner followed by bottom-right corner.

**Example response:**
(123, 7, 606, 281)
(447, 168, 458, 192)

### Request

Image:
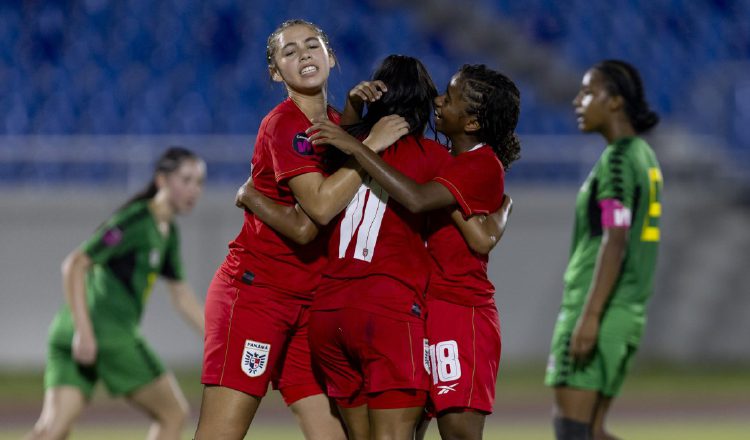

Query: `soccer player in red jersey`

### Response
(194, 20, 404, 440)
(239, 54, 458, 440)
(315, 64, 521, 440)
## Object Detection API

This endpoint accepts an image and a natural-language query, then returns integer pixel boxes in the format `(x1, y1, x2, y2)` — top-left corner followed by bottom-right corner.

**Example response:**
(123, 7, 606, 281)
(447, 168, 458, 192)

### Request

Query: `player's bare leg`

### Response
(194, 385, 261, 440)
(338, 404, 370, 440)
(553, 386, 597, 439)
(289, 393, 347, 440)
(370, 407, 424, 440)
(25, 386, 87, 440)
(413, 411, 430, 440)
(127, 373, 189, 440)
(592, 396, 620, 440)
(436, 410, 486, 440)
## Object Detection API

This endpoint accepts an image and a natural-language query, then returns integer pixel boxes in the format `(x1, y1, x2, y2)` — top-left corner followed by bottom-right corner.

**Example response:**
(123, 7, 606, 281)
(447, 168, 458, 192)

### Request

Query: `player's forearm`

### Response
(349, 144, 438, 213)
(62, 251, 94, 336)
(239, 184, 320, 244)
(340, 98, 364, 126)
(303, 160, 365, 224)
(172, 286, 205, 335)
(582, 229, 627, 319)
(450, 210, 496, 255)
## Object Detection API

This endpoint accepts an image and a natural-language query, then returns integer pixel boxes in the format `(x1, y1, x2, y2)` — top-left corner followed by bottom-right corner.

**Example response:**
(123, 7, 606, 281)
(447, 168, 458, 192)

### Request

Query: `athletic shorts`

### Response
(544, 305, 644, 397)
(44, 334, 165, 399)
(309, 303, 429, 407)
(201, 270, 323, 405)
(426, 298, 501, 415)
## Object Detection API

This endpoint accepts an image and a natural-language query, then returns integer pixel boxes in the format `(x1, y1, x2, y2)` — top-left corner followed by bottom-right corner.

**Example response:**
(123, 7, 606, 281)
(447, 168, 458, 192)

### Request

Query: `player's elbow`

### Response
(292, 223, 319, 245)
(402, 196, 430, 214)
(61, 249, 85, 276)
(467, 235, 497, 255)
(302, 202, 337, 226)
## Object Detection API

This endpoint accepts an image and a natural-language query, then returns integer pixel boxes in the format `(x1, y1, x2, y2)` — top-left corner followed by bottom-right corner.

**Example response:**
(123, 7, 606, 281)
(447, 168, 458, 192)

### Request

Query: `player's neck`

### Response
(450, 135, 481, 155)
(149, 196, 173, 234)
(602, 115, 636, 144)
(289, 90, 329, 122)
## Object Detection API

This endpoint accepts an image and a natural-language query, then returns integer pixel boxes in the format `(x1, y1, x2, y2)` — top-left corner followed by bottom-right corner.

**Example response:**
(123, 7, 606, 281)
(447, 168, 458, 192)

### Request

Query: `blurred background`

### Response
(1, 0, 749, 438)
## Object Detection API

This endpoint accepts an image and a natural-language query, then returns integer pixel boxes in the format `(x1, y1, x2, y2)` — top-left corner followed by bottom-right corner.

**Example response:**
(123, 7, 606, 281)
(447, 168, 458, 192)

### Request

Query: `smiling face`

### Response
(158, 158, 205, 215)
(268, 24, 335, 95)
(434, 73, 475, 141)
(573, 68, 615, 133)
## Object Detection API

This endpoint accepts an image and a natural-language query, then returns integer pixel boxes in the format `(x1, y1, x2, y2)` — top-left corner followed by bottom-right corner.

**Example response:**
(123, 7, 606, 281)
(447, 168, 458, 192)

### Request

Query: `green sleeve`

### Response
(160, 224, 185, 281)
(80, 216, 137, 264)
(595, 145, 636, 209)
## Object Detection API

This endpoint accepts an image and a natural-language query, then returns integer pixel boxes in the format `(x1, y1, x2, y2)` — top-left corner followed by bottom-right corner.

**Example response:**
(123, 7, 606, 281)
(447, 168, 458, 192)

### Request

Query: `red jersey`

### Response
(220, 98, 340, 303)
(313, 136, 452, 318)
(427, 145, 505, 306)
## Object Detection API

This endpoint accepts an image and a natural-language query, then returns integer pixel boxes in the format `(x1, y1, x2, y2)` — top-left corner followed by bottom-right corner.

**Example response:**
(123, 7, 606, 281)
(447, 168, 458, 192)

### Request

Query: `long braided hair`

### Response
(458, 64, 521, 170)
(594, 59, 659, 133)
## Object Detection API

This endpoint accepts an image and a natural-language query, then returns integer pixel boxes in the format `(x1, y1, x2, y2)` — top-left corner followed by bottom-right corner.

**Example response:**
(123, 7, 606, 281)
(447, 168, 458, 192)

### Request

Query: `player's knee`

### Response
(437, 415, 483, 440)
(554, 416, 592, 440)
(153, 400, 190, 428)
(26, 423, 71, 440)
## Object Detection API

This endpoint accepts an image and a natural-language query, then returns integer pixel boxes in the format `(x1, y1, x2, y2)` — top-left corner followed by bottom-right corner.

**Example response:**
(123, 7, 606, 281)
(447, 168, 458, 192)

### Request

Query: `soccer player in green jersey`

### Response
(26, 147, 206, 440)
(545, 60, 662, 440)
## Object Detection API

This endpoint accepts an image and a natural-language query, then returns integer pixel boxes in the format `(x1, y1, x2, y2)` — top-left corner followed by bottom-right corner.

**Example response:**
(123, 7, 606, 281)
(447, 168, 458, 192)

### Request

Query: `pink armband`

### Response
(600, 198, 631, 228)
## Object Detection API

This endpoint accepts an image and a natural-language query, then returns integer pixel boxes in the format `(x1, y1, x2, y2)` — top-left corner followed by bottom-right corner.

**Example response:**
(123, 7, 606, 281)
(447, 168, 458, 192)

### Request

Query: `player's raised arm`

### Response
(308, 119, 455, 213)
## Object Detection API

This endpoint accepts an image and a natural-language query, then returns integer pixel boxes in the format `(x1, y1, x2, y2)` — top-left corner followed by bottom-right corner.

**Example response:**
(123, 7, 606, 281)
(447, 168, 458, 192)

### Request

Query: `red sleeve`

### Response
(266, 112, 325, 184)
(433, 150, 505, 217)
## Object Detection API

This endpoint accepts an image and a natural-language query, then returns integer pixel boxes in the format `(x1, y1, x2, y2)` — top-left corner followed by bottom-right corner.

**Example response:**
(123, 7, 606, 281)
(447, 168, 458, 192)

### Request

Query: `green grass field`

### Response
(2, 364, 749, 439)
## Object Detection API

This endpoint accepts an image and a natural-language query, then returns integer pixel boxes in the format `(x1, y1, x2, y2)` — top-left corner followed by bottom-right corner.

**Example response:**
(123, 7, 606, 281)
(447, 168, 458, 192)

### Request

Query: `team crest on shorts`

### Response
(292, 132, 314, 156)
(241, 339, 271, 377)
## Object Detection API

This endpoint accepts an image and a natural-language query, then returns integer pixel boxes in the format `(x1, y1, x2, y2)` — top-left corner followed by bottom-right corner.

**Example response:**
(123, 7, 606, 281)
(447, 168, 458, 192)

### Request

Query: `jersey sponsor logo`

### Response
(292, 132, 314, 156)
(241, 339, 271, 377)
(437, 383, 458, 395)
(101, 227, 123, 247)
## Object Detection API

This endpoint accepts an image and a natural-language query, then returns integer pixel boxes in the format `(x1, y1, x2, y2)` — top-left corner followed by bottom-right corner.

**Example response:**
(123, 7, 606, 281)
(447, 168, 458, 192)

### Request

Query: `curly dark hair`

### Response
(458, 64, 521, 170)
(594, 59, 659, 133)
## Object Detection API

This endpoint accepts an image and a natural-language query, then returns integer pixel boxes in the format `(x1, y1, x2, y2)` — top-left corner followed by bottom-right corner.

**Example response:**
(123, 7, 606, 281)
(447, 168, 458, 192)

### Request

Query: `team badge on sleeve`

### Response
(292, 132, 314, 156)
(101, 227, 123, 247)
(241, 339, 271, 377)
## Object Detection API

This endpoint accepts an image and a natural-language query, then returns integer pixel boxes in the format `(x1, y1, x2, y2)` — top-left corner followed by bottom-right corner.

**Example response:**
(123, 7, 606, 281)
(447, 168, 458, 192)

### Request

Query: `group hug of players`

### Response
(28, 18, 662, 440)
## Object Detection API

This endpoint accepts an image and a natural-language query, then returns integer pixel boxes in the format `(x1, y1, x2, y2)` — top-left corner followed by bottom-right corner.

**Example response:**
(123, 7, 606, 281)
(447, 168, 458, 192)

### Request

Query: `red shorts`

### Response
(308, 306, 430, 408)
(201, 270, 322, 405)
(426, 298, 501, 414)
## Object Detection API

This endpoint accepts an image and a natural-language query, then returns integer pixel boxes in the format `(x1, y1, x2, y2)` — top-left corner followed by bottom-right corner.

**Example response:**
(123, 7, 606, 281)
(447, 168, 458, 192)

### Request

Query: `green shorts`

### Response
(544, 305, 644, 397)
(44, 334, 166, 399)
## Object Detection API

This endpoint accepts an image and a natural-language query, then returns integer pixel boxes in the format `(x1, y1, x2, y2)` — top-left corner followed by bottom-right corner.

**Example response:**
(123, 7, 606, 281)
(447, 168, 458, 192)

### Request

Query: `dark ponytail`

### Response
(346, 54, 437, 140)
(459, 64, 521, 170)
(594, 59, 659, 133)
(121, 146, 200, 209)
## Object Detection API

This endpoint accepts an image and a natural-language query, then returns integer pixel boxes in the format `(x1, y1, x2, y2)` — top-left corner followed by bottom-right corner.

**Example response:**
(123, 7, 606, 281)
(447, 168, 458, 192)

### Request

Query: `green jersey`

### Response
(49, 200, 184, 346)
(562, 137, 662, 313)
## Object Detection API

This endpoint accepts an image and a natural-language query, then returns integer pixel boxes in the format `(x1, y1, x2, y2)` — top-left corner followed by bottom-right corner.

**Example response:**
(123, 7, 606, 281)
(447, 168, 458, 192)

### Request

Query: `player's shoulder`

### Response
(111, 200, 150, 227)
(261, 99, 304, 128)
(418, 137, 449, 152)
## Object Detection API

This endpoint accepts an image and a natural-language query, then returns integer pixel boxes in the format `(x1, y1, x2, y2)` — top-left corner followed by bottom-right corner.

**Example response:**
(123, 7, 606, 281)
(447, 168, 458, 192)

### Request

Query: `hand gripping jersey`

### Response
(221, 98, 340, 303)
(49, 200, 184, 345)
(313, 136, 452, 319)
(427, 145, 505, 306)
(562, 136, 663, 312)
